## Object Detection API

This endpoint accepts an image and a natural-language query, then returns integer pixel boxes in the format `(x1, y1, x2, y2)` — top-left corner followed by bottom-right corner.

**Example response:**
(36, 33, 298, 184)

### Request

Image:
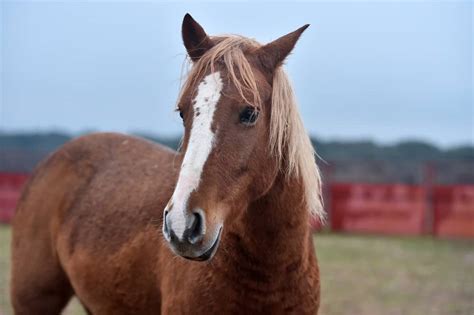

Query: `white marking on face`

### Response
(165, 72, 222, 239)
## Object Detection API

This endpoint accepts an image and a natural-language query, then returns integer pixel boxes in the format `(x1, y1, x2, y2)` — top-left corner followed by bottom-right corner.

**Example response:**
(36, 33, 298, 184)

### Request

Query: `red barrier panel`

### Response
(331, 183, 426, 235)
(0, 173, 29, 223)
(433, 185, 474, 238)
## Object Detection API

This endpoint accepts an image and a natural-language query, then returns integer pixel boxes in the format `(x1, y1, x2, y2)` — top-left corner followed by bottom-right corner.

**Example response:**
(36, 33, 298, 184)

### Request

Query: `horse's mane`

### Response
(179, 35, 324, 220)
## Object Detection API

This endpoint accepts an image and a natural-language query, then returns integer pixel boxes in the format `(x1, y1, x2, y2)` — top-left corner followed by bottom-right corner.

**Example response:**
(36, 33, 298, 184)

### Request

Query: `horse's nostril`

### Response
(163, 210, 171, 240)
(187, 211, 204, 244)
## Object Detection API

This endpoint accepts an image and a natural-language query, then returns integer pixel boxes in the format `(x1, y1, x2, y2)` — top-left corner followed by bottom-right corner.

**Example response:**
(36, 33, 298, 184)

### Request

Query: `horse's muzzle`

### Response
(162, 209, 222, 261)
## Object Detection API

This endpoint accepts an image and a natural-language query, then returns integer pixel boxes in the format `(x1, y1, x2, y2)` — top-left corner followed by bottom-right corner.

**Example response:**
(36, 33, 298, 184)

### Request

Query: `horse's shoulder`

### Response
(49, 133, 177, 259)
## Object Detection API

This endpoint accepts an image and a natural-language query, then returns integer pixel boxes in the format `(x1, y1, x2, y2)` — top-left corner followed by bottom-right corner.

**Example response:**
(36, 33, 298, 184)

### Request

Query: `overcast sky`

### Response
(1, 1, 472, 147)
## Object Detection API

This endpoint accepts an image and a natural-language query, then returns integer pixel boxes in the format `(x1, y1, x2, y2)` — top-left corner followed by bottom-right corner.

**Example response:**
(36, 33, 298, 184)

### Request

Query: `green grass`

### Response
(316, 233, 474, 315)
(1, 226, 473, 314)
(0, 226, 11, 314)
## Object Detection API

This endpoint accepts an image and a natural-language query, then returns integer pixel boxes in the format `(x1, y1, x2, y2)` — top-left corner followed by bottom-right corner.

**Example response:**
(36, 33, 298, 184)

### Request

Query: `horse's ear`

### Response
(257, 24, 309, 71)
(182, 13, 213, 62)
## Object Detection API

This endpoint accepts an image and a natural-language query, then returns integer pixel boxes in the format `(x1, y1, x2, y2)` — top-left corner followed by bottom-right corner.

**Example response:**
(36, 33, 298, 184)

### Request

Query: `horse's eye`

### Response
(239, 106, 259, 126)
(179, 111, 184, 119)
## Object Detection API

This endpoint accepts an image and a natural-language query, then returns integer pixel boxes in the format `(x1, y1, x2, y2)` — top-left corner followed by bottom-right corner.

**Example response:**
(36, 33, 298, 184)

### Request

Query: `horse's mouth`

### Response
(184, 227, 222, 262)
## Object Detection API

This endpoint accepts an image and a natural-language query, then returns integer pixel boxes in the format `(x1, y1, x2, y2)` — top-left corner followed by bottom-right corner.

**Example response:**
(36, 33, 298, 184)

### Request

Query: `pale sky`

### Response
(1, 1, 472, 147)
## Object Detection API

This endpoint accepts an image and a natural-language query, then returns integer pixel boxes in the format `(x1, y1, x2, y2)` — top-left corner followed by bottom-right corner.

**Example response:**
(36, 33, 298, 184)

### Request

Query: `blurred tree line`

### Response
(1, 132, 472, 184)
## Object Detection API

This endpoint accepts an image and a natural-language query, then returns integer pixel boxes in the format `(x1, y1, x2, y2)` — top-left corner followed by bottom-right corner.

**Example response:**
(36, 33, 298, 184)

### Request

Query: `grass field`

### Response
(1, 225, 473, 315)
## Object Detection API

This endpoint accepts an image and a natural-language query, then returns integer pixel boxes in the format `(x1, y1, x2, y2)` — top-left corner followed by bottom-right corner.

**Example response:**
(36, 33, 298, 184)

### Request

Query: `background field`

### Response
(1, 226, 472, 315)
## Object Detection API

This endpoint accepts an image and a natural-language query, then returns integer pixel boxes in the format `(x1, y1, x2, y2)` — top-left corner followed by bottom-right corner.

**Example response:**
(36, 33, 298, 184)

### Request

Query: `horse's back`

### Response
(11, 133, 177, 314)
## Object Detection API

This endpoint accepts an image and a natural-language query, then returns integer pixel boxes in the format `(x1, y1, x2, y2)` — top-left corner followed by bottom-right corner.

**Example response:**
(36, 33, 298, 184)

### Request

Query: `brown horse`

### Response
(10, 14, 324, 314)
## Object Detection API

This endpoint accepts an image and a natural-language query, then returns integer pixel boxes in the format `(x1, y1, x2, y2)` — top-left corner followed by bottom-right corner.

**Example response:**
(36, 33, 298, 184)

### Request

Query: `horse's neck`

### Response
(226, 173, 313, 270)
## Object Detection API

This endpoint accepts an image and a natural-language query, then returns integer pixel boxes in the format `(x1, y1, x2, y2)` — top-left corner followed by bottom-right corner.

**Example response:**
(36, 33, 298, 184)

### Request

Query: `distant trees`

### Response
(1, 131, 473, 183)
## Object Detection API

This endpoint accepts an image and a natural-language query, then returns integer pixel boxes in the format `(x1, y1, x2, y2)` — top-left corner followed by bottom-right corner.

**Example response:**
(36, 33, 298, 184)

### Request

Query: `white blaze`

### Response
(166, 72, 223, 239)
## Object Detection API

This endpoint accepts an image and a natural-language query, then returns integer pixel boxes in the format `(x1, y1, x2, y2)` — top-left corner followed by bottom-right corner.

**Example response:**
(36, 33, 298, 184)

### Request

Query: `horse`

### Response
(10, 14, 324, 314)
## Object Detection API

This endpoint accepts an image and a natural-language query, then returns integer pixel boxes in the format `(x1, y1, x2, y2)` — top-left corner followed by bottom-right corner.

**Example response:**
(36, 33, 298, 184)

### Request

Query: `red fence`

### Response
(331, 184, 426, 235)
(0, 173, 29, 223)
(433, 185, 474, 238)
(1, 172, 473, 238)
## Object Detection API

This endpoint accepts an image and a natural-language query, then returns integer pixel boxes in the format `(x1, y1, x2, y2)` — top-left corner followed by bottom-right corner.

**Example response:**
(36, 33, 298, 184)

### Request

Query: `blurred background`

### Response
(0, 1, 473, 314)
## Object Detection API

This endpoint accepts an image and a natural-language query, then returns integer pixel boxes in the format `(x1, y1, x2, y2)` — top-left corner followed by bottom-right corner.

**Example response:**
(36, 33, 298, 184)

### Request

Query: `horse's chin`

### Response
(181, 227, 223, 262)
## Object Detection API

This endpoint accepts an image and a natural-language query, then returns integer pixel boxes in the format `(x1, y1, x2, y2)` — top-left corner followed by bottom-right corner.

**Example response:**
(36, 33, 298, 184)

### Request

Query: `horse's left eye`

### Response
(239, 106, 259, 126)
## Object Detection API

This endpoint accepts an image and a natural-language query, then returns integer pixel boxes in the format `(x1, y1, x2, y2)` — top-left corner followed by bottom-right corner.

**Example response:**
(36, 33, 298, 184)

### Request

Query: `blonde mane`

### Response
(179, 35, 324, 220)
